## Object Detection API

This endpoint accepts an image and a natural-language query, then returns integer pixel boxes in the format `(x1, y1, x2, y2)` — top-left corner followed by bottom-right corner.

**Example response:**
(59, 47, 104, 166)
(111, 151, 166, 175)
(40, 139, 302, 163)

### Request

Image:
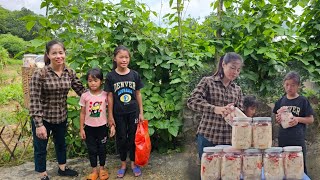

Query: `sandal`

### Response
(86, 172, 98, 180)
(117, 168, 126, 178)
(99, 169, 109, 180)
(132, 166, 142, 177)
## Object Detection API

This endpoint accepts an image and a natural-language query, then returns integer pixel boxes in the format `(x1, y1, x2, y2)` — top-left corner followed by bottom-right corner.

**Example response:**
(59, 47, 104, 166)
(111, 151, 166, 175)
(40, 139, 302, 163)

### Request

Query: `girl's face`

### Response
(47, 44, 66, 66)
(114, 50, 130, 69)
(222, 60, 242, 81)
(245, 106, 256, 117)
(284, 79, 299, 97)
(88, 75, 102, 92)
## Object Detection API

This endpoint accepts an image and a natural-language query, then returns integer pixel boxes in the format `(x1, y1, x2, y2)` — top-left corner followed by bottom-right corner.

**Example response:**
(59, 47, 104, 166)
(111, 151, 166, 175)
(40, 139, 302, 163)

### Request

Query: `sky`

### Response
(0, 0, 214, 25)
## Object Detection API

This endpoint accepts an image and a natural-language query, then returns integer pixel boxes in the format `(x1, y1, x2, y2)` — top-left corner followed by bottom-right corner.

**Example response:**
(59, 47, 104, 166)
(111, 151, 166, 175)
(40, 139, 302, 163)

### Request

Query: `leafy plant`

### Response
(0, 34, 28, 59)
(24, 0, 210, 153)
(0, 46, 9, 69)
(0, 83, 23, 105)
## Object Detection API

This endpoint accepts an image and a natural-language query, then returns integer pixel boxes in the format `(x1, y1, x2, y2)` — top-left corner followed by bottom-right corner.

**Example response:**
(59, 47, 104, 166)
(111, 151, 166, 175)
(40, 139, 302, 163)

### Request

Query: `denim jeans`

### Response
(197, 134, 216, 160)
(31, 119, 67, 173)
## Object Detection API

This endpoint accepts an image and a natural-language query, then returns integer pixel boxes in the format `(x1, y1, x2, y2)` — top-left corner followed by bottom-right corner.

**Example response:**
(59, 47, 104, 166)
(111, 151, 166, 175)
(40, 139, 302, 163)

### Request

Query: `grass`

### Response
(0, 59, 24, 125)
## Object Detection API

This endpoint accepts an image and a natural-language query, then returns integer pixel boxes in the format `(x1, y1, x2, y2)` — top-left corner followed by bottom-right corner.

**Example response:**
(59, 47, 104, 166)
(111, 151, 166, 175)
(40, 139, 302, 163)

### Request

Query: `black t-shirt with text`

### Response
(273, 95, 314, 141)
(104, 69, 144, 115)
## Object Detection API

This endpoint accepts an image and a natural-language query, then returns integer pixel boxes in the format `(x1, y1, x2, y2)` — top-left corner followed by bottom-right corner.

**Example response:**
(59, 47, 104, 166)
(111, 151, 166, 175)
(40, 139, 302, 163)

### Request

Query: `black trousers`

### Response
(31, 120, 67, 172)
(278, 137, 308, 175)
(114, 111, 138, 161)
(84, 125, 108, 167)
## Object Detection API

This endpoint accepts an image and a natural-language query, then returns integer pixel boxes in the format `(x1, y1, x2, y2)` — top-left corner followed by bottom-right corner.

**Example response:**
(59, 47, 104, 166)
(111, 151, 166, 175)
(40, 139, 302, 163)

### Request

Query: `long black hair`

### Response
(214, 52, 243, 78)
(112, 45, 131, 70)
(44, 40, 65, 66)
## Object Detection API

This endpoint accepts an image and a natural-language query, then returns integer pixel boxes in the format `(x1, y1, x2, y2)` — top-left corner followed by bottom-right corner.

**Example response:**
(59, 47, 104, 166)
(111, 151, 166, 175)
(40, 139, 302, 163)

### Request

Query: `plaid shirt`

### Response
(29, 66, 86, 127)
(187, 75, 243, 145)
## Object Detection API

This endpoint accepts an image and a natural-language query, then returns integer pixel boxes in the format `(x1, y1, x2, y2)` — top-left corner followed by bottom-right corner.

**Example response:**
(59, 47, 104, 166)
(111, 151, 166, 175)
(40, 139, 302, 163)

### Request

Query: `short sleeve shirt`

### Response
(104, 69, 144, 115)
(79, 91, 108, 127)
(273, 95, 314, 140)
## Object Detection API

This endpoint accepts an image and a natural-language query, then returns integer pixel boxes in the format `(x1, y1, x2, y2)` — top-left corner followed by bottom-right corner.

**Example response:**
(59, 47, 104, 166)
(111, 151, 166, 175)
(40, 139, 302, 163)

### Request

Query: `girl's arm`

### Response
(136, 90, 144, 122)
(293, 115, 314, 125)
(79, 106, 86, 139)
(107, 92, 115, 126)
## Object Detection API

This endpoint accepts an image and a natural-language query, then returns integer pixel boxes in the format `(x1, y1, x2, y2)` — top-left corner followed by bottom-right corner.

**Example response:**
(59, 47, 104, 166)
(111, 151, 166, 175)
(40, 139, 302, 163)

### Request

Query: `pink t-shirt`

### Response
(79, 91, 108, 127)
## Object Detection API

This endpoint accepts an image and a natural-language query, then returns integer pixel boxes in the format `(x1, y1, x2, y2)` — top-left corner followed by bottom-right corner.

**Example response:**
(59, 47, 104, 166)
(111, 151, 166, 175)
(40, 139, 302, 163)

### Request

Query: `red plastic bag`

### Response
(135, 120, 151, 166)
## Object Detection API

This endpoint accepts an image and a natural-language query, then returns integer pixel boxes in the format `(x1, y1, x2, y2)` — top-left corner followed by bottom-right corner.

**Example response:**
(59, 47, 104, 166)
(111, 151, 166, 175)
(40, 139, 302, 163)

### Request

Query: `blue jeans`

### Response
(197, 134, 216, 160)
(31, 119, 67, 173)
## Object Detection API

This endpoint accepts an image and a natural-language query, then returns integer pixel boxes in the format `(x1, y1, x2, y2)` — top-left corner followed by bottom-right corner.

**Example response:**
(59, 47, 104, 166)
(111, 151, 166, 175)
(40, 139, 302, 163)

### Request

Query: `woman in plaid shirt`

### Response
(187, 52, 244, 159)
(29, 40, 86, 180)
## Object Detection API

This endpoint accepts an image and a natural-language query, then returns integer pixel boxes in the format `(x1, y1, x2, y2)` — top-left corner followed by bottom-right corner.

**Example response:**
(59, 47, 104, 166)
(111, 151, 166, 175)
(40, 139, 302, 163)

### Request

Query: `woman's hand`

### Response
(214, 103, 234, 117)
(36, 126, 47, 139)
(110, 125, 116, 137)
(80, 129, 86, 140)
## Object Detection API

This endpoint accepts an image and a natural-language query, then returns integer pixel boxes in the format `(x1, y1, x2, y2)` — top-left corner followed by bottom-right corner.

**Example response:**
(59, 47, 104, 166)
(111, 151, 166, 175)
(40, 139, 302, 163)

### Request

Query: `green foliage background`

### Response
(0, 34, 28, 58)
(0, 6, 41, 41)
(20, 0, 320, 155)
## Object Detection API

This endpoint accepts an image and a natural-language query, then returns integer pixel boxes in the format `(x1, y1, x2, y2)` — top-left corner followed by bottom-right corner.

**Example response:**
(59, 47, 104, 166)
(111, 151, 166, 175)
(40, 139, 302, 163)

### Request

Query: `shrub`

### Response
(0, 46, 9, 69)
(0, 34, 28, 59)
(0, 83, 23, 105)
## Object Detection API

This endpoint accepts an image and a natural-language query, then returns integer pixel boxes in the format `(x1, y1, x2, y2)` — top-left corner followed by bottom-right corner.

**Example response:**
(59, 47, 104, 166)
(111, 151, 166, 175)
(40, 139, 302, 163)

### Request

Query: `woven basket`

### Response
(22, 67, 38, 109)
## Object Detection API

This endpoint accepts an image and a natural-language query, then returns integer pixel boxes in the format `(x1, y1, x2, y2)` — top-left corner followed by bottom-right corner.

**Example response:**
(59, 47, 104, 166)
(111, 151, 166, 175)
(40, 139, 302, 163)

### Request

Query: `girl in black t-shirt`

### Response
(104, 45, 144, 178)
(273, 71, 314, 174)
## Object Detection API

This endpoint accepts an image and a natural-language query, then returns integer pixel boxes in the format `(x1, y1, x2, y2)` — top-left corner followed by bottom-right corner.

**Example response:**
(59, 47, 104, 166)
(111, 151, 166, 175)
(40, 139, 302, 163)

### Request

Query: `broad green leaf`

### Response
(26, 21, 36, 31)
(169, 0, 173, 7)
(168, 125, 179, 137)
(123, 28, 129, 33)
(148, 127, 155, 136)
(170, 78, 182, 84)
(89, 60, 99, 68)
(138, 42, 147, 55)
(244, 48, 254, 56)
(265, 52, 277, 59)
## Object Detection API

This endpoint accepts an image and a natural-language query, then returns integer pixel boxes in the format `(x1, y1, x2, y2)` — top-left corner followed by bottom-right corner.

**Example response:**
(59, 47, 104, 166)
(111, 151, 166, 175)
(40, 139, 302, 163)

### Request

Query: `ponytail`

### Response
(44, 53, 50, 66)
(214, 55, 225, 78)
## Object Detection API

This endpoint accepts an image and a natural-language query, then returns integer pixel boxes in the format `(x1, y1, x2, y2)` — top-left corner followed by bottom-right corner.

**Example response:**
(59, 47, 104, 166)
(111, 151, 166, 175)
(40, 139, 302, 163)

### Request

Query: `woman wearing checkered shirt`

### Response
(187, 52, 244, 159)
(29, 40, 86, 180)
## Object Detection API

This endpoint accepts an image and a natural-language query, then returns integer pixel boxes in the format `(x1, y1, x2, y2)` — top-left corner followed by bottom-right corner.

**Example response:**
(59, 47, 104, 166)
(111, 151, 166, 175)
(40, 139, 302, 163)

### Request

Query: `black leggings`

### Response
(114, 112, 138, 161)
(85, 125, 108, 167)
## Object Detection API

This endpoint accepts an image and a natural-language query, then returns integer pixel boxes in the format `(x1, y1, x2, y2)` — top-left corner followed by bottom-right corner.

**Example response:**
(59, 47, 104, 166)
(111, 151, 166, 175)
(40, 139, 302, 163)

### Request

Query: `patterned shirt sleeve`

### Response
(235, 88, 244, 110)
(70, 69, 86, 96)
(187, 77, 215, 113)
(29, 69, 44, 127)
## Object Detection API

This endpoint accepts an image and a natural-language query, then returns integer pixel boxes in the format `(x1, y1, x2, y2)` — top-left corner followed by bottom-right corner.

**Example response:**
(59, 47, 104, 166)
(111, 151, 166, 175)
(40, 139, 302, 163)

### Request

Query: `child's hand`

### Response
(275, 113, 282, 124)
(80, 129, 86, 140)
(139, 113, 144, 123)
(288, 117, 299, 127)
(109, 125, 116, 137)
(108, 117, 115, 127)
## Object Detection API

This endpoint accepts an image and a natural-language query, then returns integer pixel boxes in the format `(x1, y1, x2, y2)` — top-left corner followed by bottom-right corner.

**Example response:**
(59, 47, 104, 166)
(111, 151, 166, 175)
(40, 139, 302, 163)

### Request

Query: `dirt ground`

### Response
(0, 145, 200, 180)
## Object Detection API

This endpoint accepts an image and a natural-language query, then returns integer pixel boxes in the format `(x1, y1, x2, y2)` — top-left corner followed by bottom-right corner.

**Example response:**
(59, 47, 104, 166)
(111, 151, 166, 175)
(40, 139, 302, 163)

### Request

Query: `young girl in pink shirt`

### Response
(79, 68, 115, 180)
